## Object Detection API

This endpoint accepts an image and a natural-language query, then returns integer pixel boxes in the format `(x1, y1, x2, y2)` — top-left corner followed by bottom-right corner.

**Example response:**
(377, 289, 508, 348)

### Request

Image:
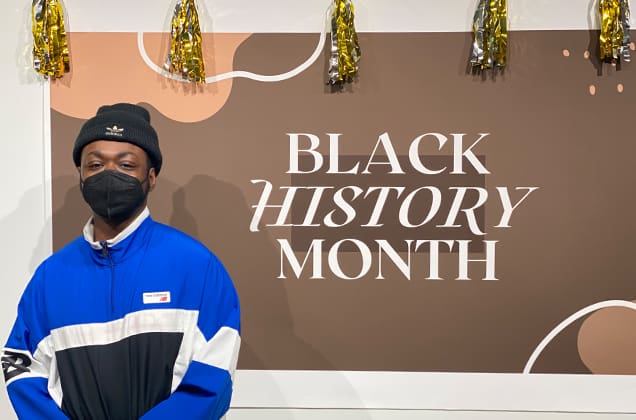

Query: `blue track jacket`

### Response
(2, 209, 241, 420)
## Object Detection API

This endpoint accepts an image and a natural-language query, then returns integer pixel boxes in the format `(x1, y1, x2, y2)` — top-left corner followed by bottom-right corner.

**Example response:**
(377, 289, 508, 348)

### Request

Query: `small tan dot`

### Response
(583, 50, 590, 59)
(563, 49, 570, 57)
(617, 83, 624, 93)
(630, 42, 635, 51)
(612, 61, 617, 66)
(589, 84, 596, 95)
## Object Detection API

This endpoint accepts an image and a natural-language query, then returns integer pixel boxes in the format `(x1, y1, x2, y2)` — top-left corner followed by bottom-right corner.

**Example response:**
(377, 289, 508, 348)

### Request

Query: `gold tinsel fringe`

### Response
(165, 0, 206, 83)
(599, 0, 631, 62)
(328, 0, 361, 84)
(32, 0, 70, 79)
(470, 0, 507, 70)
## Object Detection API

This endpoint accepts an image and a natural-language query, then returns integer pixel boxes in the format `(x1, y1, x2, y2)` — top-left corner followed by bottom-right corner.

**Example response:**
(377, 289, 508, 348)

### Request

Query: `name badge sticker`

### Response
(143, 291, 171, 304)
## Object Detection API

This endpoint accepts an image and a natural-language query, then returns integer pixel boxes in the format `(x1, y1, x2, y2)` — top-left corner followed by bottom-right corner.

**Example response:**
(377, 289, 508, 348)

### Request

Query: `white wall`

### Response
(0, 0, 634, 419)
(0, 2, 51, 418)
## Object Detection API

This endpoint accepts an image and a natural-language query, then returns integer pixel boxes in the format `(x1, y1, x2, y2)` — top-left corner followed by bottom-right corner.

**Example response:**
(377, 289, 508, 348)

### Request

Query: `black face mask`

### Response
(80, 170, 149, 223)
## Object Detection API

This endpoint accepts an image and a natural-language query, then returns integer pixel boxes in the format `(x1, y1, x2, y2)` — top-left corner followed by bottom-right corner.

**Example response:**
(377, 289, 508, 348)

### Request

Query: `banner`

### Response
(49, 29, 636, 408)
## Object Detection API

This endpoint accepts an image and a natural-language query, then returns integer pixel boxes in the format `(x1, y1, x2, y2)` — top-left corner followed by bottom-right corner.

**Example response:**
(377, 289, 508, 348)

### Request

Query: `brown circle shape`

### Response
(578, 302, 636, 374)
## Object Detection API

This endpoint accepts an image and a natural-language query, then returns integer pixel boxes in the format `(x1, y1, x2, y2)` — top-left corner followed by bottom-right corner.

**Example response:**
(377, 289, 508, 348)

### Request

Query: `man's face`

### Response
(79, 140, 156, 190)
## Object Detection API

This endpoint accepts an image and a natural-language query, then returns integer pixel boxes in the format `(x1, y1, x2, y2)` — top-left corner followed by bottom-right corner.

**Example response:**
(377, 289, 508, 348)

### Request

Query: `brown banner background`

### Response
(50, 31, 636, 374)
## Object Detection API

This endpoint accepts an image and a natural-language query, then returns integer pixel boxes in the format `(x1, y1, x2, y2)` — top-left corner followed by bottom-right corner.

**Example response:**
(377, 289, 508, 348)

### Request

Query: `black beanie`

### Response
(73, 103, 163, 174)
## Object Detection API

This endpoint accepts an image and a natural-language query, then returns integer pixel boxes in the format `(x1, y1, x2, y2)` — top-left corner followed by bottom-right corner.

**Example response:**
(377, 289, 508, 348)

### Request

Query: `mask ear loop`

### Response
(78, 165, 87, 191)
(79, 173, 86, 192)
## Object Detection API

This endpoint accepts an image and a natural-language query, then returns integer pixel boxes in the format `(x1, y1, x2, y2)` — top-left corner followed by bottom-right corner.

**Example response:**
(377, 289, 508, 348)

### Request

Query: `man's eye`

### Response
(120, 162, 136, 169)
(87, 162, 102, 169)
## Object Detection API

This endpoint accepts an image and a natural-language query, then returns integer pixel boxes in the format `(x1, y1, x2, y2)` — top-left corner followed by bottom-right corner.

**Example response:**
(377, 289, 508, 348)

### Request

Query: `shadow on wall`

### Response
(158, 174, 336, 371)
(52, 176, 88, 249)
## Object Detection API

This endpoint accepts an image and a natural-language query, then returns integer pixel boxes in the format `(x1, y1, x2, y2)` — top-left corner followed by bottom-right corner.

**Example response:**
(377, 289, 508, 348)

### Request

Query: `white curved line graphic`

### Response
(137, 4, 333, 84)
(523, 299, 636, 374)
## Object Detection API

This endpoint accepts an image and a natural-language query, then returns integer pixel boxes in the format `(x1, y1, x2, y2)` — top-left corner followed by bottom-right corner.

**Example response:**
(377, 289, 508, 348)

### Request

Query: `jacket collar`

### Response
(83, 207, 150, 250)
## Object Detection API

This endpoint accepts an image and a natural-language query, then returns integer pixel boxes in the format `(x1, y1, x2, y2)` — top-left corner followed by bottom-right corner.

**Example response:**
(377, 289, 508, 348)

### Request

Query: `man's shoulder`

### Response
(25, 236, 87, 289)
(44, 235, 87, 265)
(148, 220, 214, 260)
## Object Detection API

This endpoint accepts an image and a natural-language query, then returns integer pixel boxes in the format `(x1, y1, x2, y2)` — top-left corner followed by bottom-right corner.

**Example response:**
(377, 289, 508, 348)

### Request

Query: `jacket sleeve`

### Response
(3, 268, 70, 419)
(140, 255, 241, 420)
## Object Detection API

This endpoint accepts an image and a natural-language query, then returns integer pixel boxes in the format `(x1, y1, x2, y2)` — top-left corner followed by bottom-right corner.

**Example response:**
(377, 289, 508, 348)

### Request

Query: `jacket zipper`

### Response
(100, 241, 115, 314)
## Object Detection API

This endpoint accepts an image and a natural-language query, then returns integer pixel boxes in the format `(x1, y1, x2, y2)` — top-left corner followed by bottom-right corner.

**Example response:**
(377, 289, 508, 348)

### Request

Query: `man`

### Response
(2, 103, 241, 419)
